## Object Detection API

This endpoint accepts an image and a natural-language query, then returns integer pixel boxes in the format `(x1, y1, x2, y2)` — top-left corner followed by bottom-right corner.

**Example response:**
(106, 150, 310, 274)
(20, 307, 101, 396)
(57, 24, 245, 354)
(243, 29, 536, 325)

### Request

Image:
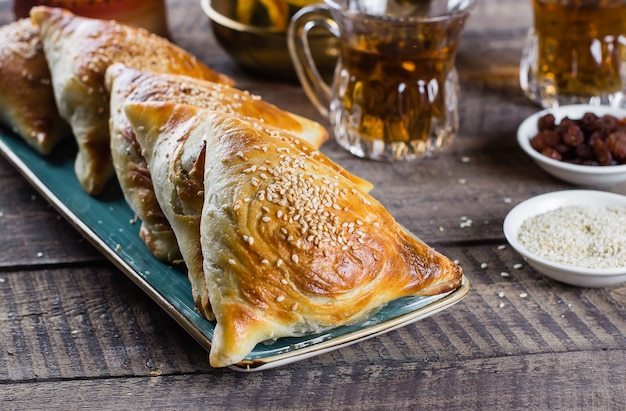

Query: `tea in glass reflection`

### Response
(520, 0, 626, 108)
(331, 24, 464, 160)
(288, 0, 475, 161)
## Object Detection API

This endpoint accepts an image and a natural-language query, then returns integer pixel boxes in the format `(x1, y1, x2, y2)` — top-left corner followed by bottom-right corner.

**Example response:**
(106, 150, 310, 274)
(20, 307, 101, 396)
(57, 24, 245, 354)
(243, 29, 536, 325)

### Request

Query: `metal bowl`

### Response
(201, 0, 338, 80)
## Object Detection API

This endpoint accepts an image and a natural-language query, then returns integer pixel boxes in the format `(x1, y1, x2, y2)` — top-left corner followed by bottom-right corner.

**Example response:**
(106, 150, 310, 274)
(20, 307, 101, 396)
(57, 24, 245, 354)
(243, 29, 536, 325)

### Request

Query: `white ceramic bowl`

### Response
(517, 104, 626, 187)
(503, 190, 626, 287)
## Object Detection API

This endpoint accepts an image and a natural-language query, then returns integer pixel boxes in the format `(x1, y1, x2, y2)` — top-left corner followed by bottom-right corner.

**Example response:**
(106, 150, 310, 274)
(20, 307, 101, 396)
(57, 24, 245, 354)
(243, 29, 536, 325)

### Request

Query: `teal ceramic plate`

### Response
(0, 129, 470, 372)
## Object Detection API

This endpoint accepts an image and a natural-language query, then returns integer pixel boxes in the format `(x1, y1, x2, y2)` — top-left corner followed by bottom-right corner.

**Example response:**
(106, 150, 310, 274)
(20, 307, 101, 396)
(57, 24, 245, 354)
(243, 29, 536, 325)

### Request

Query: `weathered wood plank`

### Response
(0, 351, 623, 410)
(0, 173, 102, 267)
(0, 246, 623, 382)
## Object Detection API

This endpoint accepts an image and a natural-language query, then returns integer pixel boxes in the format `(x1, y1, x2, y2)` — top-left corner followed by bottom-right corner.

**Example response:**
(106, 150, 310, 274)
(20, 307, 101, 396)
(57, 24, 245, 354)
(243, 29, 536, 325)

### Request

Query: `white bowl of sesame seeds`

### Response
(517, 104, 626, 187)
(503, 190, 626, 287)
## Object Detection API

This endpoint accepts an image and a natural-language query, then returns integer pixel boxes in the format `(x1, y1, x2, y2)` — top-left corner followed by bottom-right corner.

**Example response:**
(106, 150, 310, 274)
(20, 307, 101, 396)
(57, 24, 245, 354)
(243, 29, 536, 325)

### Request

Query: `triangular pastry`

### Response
(105, 63, 333, 264)
(30, 6, 233, 195)
(123, 101, 464, 368)
(0, 19, 69, 155)
(123, 99, 371, 322)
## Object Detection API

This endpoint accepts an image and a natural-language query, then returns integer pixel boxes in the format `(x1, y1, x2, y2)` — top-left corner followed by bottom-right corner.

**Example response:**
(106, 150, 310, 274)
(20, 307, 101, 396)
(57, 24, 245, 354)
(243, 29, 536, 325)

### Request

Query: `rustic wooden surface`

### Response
(0, 0, 625, 409)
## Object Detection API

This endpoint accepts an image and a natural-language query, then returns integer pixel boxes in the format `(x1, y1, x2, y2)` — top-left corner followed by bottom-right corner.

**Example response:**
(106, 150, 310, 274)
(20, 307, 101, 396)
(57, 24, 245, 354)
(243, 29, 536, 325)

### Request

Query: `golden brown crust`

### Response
(30, 6, 233, 195)
(199, 111, 462, 367)
(123, 101, 463, 368)
(106, 64, 332, 265)
(119, 88, 371, 318)
(0, 19, 69, 155)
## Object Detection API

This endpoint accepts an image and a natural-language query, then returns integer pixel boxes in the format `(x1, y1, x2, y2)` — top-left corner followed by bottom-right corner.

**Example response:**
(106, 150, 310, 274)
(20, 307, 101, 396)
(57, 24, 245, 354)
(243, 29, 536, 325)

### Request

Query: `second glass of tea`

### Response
(288, 0, 475, 161)
(520, 0, 626, 108)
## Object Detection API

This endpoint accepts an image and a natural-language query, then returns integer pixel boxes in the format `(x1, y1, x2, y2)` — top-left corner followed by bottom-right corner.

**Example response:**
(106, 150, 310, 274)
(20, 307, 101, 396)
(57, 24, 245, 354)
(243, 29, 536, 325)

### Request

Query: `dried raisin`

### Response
(529, 112, 626, 166)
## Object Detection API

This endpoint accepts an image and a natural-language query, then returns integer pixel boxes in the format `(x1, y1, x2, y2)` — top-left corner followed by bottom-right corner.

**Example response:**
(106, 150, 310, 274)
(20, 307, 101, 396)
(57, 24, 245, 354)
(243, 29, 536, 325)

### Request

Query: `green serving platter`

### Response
(0, 128, 469, 371)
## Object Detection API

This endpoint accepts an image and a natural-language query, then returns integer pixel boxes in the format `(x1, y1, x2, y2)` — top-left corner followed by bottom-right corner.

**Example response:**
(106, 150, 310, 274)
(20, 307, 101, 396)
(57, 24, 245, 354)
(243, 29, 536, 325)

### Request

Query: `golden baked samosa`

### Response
(30, 6, 233, 195)
(123, 101, 463, 368)
(0, 19, 69, 155)
(105, 63, 331, 264)
(122, 97, 370, 321)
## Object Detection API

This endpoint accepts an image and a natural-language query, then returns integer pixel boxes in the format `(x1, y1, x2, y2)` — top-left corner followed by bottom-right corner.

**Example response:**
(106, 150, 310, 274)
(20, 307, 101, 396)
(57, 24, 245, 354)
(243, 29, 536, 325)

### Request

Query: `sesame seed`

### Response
(276, 295, 285, 302)
(480, 262, 488, 269)
(280, 279, 288, 285)
(262, 216, 272, 223)
(500, 272, 510, 278)
(277, 259, 284, 267)
(291, 254, 299, 264)
(513, 263, 523, 269)
(228, 259, 236, 265)
(519, 293, 528, 298)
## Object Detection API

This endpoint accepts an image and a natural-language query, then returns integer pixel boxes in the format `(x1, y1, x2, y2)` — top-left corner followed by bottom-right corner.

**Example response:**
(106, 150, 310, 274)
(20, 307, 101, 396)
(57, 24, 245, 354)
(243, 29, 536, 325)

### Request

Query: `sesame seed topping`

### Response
(228, 259, 236, 265)
(276, 295, 285, 302)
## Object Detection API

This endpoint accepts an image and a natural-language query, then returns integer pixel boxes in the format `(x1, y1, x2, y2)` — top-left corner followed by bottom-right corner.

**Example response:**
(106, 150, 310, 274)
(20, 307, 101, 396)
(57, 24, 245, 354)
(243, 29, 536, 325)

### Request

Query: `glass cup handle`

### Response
(288, 5, 339, 119)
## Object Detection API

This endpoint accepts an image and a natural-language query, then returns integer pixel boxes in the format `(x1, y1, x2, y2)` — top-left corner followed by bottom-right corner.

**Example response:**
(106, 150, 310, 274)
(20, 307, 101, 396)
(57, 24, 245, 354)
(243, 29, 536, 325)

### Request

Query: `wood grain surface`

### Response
(0, 0, 624, 410)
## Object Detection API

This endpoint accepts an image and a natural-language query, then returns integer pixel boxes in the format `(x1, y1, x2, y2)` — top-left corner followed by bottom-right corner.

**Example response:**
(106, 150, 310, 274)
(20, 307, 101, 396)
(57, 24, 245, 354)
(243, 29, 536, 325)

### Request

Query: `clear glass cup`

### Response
(520, 0, 626, 109)
(288, 0, 475, 161)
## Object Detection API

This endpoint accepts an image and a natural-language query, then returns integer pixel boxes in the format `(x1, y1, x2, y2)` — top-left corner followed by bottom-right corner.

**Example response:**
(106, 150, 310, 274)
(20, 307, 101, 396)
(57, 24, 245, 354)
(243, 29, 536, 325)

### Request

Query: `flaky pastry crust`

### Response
(123, 98, 372, 323)
(0, 19, 69, 155)
(30, 6, 233, 195)
(124, 101, 463, 368)
(105, 64, 332, 267)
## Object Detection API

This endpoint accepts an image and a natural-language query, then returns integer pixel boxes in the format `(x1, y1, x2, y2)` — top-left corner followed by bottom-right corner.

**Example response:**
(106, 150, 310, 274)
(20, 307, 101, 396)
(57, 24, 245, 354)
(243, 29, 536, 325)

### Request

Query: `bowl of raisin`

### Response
(517, 104, 626, 187)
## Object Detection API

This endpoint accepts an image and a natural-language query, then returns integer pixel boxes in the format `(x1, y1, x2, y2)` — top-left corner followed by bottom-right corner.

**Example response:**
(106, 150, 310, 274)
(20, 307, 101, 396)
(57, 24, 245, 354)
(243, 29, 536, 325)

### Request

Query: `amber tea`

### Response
(521, 0, 626, 107)
(288, 0, 475, 161)
(331, 34, 460, 160)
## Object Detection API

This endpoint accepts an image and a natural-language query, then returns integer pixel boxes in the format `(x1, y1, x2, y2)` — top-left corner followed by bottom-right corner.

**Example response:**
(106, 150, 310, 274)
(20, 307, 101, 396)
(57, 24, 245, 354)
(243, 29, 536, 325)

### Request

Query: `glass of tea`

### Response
(287, 0, 475, 161)
(520, 0, 626, 108)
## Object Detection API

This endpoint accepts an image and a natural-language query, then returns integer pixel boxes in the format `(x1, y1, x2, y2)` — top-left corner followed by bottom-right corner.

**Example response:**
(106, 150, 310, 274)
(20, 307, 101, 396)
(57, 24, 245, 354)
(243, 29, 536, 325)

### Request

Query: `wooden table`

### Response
(0, 0, 624, 409)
